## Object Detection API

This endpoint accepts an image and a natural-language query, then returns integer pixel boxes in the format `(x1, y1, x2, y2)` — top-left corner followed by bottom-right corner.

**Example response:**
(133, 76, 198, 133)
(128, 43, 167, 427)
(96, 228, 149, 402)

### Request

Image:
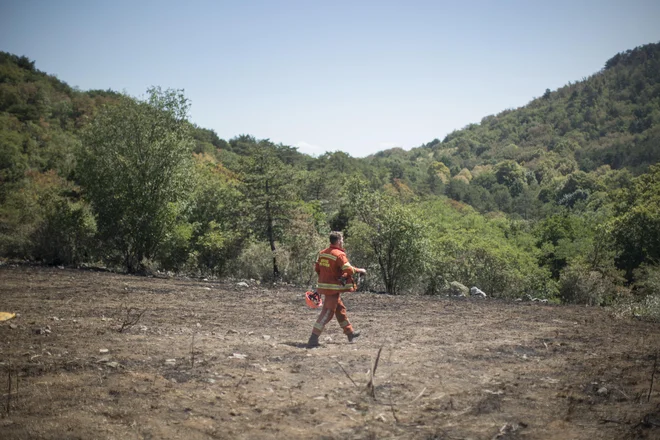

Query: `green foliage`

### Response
(195, 222, 241, 277)
(609, 164, 660, 279)
(238, 140, 300, 279)
(420, 200, 551, 298)
(0, 170, 95, 264)
(345, 179, 429, 295)
(78, 87, 194, 273)
(280, 206, 327, 286)
(234, 240, 287, 282)
(2, 43, 660, 308)
(186, 154, 245, 276)
(558, 261, 628, 306)
(156, 222, 195, 272)
(32, 198, 97, 265)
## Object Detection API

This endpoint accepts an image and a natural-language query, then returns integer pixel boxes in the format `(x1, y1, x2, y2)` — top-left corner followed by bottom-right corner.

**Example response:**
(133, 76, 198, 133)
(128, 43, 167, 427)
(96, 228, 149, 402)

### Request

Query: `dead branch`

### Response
(599, 418, 629, 425)
(118, 305, 148, 333)
(336, 361, 357, 388)
(5, 359, 10, 415)
(389, 388, 399, 424)
(366, 346, 383, 398)
(235, 360, 249, 388)
(190, 331, 196, 369)
(648, 351, 658, 403)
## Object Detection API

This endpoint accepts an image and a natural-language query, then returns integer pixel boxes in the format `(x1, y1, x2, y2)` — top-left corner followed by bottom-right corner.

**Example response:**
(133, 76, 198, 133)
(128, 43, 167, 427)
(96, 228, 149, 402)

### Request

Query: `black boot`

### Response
(307, 333, 320, 348)
(347, 330, 361, 343)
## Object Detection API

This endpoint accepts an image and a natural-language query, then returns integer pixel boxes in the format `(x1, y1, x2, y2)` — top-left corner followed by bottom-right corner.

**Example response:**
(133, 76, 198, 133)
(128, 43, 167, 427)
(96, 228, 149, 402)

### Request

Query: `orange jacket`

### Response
(315, 244, 358, 295)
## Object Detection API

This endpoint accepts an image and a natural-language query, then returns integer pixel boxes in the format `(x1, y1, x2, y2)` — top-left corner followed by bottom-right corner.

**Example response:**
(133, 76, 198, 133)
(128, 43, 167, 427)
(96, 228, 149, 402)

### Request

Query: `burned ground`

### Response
(1, 265, 659, 439)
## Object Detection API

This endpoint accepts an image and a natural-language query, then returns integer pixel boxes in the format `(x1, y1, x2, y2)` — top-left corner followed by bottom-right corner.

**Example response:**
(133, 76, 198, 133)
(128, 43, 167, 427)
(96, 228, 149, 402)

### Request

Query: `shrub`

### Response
(558, 262, 628, 305)
(233, 241, 290, 282)
(157, 222, 194, 273)
(195, 222, 243, 277)
(32, 199, 97, 265)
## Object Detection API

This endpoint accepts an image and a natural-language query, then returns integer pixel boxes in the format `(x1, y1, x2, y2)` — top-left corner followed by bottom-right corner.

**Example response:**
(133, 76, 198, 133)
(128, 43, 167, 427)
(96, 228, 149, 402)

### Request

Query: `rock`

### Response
(106, 361, 120, 369)
(470, 287, 487, 297)
(229, 353, 247, 359)
(9, 323, 17, 329)
(236, 282, 249, 288)
(597, 387, 608, 395)
(449, 281, 469, 297)
(99, 348, 109, 354)
(262, 335, 271, 341)
(165, 359, 176, 365)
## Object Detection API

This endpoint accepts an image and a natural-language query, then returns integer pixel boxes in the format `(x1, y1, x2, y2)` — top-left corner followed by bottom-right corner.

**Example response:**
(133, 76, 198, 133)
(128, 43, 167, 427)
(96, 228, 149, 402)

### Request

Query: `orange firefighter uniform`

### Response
(311, 244, 358, 338)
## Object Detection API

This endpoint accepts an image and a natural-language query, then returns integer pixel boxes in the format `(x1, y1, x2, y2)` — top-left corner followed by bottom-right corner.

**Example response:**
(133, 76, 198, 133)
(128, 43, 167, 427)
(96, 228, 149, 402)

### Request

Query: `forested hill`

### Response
(414, 42, 660, 173)
(1, 44, 659, 316)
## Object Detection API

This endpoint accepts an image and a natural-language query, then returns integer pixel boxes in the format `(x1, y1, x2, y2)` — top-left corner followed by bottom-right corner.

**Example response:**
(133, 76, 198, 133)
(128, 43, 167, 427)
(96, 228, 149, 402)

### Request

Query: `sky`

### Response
(2, 1, 660, 157)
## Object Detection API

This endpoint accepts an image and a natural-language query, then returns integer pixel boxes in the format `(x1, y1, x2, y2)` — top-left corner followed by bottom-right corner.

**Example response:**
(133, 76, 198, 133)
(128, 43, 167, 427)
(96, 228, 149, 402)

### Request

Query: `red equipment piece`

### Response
(305, 290, 323, 309)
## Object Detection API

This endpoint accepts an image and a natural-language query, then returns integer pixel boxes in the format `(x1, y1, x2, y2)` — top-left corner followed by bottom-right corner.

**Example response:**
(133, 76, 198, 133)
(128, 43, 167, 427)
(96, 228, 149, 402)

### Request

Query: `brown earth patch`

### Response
(1, 265, 659, 439)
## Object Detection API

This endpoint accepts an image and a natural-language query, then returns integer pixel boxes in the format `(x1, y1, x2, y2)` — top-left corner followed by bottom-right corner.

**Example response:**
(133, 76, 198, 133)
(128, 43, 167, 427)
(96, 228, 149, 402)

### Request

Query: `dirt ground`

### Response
(1, 265, 659, 440)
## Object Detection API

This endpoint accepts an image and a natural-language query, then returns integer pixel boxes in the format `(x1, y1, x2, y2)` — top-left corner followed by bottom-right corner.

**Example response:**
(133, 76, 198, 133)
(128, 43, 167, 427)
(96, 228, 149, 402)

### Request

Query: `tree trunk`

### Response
(266, 202, 279, 280)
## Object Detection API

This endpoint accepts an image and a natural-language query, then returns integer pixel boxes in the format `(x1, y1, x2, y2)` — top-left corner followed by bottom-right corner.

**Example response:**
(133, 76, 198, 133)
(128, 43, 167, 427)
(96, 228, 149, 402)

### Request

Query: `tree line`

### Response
(0, 44, 659, 319)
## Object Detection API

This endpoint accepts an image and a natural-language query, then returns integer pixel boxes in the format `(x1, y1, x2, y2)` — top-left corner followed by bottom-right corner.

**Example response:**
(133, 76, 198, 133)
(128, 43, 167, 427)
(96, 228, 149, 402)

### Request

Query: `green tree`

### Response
(239, 140, 299, 280)
(346, 179, 428, 294)
(610, 164, 660, 280)
(187, 154, 245, 276)
(78, 87, 194, 273)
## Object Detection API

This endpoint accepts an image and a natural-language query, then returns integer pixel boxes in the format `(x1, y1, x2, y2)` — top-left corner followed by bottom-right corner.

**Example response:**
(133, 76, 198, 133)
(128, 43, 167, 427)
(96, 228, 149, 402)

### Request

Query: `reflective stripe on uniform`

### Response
(319, 253, 337, 261)
(313, 322, 325, 331)
(338, 320, 349, 328)
(341, 263, 352, 270)
(316, 283, 349, 290)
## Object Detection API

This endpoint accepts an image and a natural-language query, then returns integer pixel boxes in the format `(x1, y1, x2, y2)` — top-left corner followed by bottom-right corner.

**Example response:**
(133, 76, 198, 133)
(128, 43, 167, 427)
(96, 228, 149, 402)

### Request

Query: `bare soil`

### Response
(1, 265, 659, 440)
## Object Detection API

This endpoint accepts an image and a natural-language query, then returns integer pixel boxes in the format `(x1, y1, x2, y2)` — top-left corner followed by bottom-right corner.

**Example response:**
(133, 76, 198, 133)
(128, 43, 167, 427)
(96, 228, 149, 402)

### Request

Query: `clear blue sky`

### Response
(2, 0, 660, 157)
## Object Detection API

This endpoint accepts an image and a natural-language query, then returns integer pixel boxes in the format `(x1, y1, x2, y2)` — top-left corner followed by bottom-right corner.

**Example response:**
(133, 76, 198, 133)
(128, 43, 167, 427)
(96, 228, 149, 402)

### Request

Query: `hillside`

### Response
(0, 44, 659, 312)
(426, 42, 660, 173)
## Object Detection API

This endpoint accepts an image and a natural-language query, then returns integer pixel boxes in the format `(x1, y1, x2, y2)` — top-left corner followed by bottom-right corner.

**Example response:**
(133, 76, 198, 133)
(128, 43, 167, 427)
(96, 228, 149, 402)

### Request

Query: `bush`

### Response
(195, 222, 243, 277)
(558, 262, 628, 305)
(32, 199, 97, 265)
(633, 264, 660, 296)
(157, 222, 194, 273)
(281, 226, 326, 287)
(233, 241, 290, 282)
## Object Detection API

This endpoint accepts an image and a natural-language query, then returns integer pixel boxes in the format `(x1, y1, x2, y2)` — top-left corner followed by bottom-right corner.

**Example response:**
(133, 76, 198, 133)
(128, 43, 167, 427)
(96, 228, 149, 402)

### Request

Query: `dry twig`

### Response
(336, 361, 357, 388)
(235, 360, 249, 388)
(366, 346, 383, 398)
(118, 304, 148, 333)
(190, 331, 196, 369)
(648, 351, 658, 403)
(5, 359, 11, 415)
(389, 388, 399, 424)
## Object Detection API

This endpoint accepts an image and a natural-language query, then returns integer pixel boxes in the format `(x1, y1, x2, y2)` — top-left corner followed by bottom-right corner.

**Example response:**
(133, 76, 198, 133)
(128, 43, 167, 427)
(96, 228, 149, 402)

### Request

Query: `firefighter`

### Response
(307, 231, 366, 348)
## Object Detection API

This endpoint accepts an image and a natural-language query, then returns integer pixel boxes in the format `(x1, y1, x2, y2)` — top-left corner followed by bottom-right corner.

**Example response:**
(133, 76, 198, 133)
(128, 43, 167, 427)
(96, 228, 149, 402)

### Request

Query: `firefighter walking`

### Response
(307, 231, 366, 348)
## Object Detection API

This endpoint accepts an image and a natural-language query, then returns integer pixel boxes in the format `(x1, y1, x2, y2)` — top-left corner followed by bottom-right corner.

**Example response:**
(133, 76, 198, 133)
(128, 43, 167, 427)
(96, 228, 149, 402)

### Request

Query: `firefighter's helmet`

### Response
(305, 290, 323, 308)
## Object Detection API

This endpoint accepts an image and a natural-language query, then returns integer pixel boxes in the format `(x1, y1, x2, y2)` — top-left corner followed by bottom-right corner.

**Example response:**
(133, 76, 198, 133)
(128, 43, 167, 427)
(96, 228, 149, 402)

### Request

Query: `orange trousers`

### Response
(311, 293, 353, 336)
